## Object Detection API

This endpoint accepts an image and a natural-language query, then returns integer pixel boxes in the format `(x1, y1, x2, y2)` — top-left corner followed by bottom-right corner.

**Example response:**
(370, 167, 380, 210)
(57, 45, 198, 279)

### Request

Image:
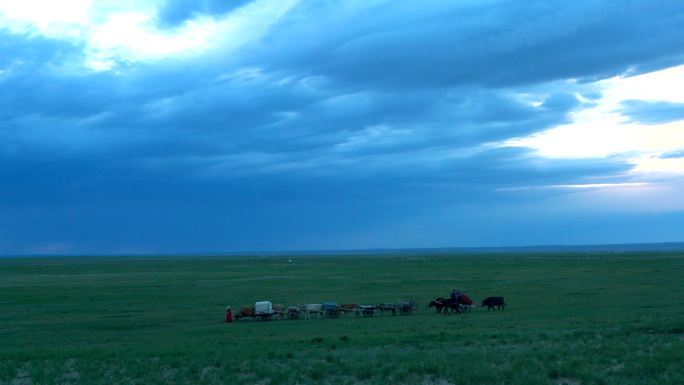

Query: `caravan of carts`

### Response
(233, 300, 418, 321)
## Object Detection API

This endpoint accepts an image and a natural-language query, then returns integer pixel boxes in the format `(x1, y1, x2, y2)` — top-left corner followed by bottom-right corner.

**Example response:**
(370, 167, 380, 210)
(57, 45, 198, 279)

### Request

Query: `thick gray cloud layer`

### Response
(1, 0, 683, 254)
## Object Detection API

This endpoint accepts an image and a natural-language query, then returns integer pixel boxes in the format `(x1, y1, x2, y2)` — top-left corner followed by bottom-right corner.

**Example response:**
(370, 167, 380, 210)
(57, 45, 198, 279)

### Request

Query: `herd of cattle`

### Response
(231, 295, 506, 321)
(428, 295, 507, 314)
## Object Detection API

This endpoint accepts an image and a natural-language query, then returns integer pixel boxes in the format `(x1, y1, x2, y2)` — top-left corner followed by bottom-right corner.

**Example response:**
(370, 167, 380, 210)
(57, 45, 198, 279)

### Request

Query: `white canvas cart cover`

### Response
(255, 301, 273, 314)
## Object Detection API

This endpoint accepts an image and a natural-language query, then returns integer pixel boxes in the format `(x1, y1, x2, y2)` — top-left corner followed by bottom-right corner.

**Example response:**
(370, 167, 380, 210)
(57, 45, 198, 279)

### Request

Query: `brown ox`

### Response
(273, 303, 286, 319)
(339, 303, 360, 317)
(234, 306, 255, 320)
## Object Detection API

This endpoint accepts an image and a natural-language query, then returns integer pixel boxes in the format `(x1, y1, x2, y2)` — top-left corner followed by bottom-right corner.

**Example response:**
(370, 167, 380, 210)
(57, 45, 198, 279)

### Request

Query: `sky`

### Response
(1, 0, 684, 255)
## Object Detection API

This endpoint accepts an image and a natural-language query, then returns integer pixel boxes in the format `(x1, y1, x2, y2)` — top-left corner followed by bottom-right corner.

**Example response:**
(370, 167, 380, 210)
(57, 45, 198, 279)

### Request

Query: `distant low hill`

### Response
(217, 242, 684, 257)
(3, 242, 684, 258)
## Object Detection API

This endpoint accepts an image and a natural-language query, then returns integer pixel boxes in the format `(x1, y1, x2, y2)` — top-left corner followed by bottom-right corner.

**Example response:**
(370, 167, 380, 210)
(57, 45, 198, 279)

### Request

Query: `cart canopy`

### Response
(255, 301, 273, 314)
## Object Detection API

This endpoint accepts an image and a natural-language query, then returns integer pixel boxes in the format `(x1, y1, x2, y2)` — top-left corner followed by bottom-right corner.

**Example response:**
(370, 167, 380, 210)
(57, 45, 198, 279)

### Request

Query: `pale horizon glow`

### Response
(507, 65, 684, 175)
(497, 182, 652, 192)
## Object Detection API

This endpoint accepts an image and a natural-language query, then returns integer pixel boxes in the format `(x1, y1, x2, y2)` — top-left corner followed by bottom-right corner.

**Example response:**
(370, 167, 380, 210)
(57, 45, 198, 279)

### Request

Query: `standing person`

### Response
(225, 306, 233, 323)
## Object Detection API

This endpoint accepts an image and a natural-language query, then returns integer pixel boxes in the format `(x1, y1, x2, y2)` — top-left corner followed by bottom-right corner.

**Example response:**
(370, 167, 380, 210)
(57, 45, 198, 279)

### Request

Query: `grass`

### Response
(1, 253, 683, 384)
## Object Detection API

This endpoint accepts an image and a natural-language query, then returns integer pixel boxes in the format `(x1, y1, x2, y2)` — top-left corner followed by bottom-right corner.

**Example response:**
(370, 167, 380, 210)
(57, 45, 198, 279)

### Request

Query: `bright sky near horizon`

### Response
(1, 0, 684, 254)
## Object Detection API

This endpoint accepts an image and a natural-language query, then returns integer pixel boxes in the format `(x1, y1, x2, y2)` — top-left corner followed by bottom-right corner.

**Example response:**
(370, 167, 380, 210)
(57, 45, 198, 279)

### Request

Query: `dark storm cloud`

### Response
(0, 30, 80, 67)
(260, 0, 684, 88)
(0, 146, 632, 254)
(1, 0, 683, 253)
(0, 32, 86, 121)
(619, 100, 684, 125)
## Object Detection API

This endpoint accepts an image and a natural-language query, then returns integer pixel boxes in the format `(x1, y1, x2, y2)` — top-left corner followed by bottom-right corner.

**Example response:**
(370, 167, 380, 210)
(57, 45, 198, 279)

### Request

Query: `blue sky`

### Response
(1, 0, 684, 254)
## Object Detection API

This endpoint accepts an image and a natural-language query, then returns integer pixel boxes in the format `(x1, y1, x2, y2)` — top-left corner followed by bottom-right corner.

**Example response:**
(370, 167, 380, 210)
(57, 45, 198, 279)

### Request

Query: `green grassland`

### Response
(1, 253, 683, 384)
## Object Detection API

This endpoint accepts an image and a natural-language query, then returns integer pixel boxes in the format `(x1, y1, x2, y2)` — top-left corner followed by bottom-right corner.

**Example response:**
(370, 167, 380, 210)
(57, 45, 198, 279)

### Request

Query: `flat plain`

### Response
(1, 253, 683, 384)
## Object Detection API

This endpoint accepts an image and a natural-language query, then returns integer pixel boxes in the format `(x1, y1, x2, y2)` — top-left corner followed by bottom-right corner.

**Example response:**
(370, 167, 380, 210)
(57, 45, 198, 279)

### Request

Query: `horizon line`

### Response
(2, 240, 683, 258)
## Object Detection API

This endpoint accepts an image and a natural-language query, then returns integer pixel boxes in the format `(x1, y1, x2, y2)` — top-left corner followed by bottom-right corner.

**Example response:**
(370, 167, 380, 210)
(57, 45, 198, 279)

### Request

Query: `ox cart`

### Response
(234, 301, 280, 321)
(296, 303, 338, 319)
(376, 300, 418, 315)
(322, 302, 339, 318)
(359, 305, 376, 317)
(398, 300, 417, 314)
(287, 306, 302, 319)
(458, 294, 474, 312)
(338, 304, 376, 317)
(255, 301, 277, 320)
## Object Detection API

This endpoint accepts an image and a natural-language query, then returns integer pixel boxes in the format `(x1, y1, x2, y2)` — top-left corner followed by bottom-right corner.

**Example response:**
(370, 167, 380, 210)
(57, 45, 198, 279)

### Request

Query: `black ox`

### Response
(428, 297, 462, 315)
(481, 296, 506, 310)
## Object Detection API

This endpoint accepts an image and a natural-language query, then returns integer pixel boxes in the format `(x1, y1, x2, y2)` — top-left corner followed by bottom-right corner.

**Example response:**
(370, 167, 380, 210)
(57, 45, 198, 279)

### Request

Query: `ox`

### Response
(398, 300, 417, 315)
(339, 304, 361, 317)
(428, 298, 448, 314)
(272, 303, 286, 319)
(429, 298, 460, 314)
(429, 297, 464, 315)
(481, 296, 506, 310)
(359, 305, 376, 317)
(286, 306, 301, 319)
(234, 306, 255, 321)
(299, 303, 323, 319)
(376, 303, 397, 316)
(441, 298, 461, 315)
